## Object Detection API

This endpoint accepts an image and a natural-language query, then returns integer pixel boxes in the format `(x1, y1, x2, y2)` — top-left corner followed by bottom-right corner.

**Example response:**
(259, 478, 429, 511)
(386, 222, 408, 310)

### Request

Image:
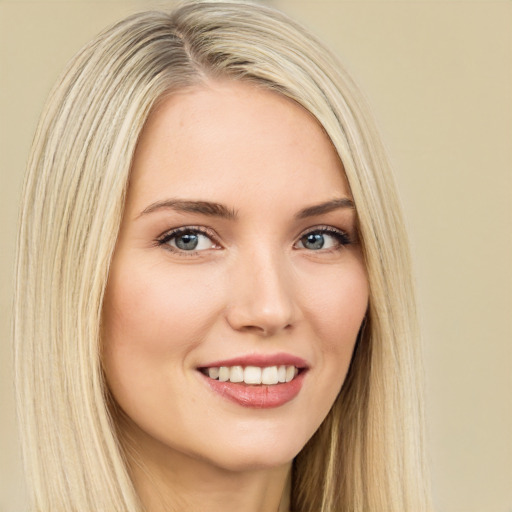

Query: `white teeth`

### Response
(244, 366, 262, 384)
(261, 366, 278, 385)
(230, 366, 244, 383)
(285, 365, 295, 383)
(204, 365, 300, 385)
(218, 366, 230, 382)
(208, 367, 219, 379)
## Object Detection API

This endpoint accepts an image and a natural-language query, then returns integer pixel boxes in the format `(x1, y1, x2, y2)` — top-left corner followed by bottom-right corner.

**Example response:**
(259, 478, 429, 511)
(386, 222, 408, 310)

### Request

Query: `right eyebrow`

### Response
(295, 197, 355, 219)
(137, 199, 238, 220)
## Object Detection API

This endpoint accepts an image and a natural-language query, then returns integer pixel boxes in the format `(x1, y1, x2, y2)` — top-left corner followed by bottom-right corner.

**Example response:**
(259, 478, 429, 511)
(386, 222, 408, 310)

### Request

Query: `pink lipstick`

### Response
(198, 353, 308, 408)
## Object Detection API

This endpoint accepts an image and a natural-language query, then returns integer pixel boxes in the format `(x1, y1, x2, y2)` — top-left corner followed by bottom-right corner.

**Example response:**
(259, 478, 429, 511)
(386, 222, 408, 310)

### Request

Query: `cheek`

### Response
(302, 257, 368, 348)
(101, 259, 225, 404)
(298, 256, 368, 408)
(103, 259, 223, 352)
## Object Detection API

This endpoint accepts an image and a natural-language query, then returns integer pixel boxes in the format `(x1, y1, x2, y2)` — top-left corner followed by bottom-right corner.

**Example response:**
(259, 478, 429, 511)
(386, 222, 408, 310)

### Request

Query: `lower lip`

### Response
(200, 371, 306, 408)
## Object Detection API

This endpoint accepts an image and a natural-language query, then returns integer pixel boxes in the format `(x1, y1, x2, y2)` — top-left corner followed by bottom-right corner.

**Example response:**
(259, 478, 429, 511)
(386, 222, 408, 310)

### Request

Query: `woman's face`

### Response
(102, 81, 368, 473)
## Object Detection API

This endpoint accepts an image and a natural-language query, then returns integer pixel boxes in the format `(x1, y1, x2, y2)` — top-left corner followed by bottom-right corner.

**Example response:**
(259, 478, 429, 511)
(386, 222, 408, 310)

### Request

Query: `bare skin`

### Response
(103, 80, 368, 511)
(123, 415, 291, 512)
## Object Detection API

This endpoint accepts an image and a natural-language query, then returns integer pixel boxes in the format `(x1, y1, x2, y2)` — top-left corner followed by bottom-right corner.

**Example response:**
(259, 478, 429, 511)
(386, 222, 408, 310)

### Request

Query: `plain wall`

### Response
(1, 1, 510, 511)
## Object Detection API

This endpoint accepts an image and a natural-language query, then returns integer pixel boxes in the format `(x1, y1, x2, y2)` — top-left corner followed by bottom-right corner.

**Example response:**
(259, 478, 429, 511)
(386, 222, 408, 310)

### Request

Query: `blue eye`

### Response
(301, 232, 326, 250)
(159, 228, 218, 252)
(296, 228, 351, 251)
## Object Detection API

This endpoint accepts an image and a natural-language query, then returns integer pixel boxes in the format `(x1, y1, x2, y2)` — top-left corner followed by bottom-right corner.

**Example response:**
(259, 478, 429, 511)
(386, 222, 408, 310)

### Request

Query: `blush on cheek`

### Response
(307, 267, 368, 341)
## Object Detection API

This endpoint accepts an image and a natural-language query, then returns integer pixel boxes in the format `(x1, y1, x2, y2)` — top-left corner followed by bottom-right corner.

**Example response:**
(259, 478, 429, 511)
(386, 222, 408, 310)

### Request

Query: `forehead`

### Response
(128, 80, 350, 215)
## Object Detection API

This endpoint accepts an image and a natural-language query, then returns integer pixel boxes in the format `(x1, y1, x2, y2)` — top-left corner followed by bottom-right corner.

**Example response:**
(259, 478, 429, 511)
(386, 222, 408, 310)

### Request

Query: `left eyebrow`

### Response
(295, 198, 355, 219)
(137, 199, 238, 220)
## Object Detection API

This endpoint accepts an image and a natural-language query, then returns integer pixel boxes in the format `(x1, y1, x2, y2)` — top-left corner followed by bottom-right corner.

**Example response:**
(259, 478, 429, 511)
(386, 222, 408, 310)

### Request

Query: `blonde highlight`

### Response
(15, 2, 431, 510)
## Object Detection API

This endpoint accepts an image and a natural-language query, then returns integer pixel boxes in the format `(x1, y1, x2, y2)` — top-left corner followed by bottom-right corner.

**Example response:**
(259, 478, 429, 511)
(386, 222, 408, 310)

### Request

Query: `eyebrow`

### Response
(138, 197, 354, 220)
(138, 199, 237, 219)
(296, 197, 355, 219)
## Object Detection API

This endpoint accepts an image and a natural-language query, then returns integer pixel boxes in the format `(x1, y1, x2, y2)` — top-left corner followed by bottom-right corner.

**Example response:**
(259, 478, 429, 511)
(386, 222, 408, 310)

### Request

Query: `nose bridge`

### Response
(226, 243, 296, 335)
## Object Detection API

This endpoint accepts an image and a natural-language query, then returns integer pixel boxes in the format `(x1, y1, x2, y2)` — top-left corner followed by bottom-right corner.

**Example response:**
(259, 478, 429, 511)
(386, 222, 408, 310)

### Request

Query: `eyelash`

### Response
(156, 226, 219, 256)
(297, 225, 353, 251)
(155, 225, 354, 256)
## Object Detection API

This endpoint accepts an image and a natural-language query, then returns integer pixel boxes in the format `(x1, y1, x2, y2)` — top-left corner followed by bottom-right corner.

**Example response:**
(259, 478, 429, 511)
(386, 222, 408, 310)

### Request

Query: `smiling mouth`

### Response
(200, 365, 300, 385)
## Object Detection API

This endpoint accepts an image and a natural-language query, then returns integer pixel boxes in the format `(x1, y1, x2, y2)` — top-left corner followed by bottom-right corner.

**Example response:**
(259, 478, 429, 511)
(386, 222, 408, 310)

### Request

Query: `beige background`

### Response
(1, 1, 510, 511)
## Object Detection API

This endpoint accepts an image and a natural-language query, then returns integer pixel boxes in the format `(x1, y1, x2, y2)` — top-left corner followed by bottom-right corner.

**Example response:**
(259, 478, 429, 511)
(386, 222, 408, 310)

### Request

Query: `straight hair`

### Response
(14, 1, 432, 510)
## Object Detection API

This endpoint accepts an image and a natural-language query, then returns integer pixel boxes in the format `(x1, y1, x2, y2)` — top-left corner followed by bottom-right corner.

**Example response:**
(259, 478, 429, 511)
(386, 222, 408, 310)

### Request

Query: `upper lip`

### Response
(198, 352, 308, 369)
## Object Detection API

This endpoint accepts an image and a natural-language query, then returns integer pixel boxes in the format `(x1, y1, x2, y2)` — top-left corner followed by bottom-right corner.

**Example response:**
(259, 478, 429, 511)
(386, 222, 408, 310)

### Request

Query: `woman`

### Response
(14, 1, 431, 511)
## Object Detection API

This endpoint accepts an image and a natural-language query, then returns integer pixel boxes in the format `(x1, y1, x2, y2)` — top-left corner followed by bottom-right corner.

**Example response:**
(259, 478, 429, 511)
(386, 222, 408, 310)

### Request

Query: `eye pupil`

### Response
(175, 233, 199, 250)
(303, 233, 325, 250)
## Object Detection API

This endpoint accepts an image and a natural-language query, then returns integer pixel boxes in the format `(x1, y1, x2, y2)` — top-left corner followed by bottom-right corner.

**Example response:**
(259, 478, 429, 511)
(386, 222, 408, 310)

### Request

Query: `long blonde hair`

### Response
(14, 1, 431, 510)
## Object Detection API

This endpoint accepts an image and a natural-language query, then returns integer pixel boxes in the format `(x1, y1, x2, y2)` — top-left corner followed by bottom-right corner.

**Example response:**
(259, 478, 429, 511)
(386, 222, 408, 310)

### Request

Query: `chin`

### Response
(204, 448, 298, 473)
(193, 427, 310, 473)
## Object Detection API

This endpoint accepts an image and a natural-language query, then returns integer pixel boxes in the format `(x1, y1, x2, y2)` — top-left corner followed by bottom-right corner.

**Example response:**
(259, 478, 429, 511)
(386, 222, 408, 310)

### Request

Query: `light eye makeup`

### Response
(156, 226, 221, 256)
(155, 223, 355, 257)
(295, 225, 354, 252)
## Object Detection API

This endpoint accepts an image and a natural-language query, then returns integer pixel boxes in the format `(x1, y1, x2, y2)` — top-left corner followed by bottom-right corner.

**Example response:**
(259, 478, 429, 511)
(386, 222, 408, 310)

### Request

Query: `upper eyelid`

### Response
(157, 225, 218, 241)
(158, 223, 346, 235)
(156, 224, 353, 248)
(297, 225, 349, 238)
(295, 225, 355, 248)
(156, 226, 222, 256)
(301, 225, 344, 233)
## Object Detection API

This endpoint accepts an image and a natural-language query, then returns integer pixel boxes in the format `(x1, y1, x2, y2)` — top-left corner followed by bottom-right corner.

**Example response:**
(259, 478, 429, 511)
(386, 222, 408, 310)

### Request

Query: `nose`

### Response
(225, 247, 298, 337)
